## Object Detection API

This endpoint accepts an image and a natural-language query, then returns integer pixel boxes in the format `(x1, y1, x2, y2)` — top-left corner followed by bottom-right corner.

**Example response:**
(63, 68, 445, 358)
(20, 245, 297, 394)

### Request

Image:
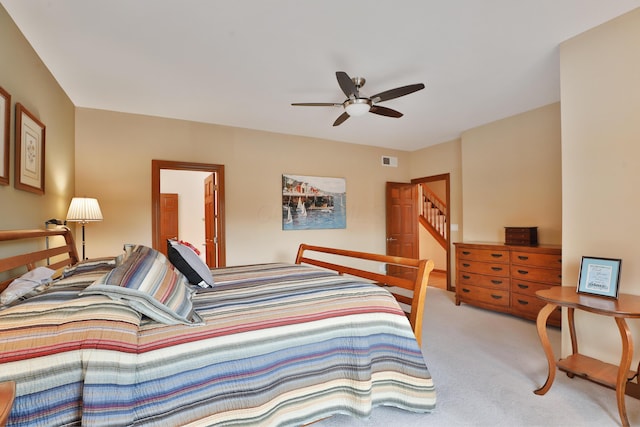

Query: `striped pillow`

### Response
(62, 256, 118, 278)
(81, 246, 203, 325)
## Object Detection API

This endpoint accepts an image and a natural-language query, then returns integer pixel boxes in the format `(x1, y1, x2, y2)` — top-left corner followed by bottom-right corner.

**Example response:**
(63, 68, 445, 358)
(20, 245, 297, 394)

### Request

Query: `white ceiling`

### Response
(2, 1, 639, 151)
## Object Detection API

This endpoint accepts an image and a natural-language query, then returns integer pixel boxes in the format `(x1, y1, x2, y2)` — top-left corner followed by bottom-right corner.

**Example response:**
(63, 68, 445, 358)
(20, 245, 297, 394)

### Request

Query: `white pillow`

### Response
(1, 266, 55, 305)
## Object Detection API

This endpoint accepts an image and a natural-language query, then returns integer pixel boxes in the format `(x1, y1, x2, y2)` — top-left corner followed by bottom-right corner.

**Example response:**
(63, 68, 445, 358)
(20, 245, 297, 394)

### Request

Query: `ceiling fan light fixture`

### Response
(344, 98, 371, 117)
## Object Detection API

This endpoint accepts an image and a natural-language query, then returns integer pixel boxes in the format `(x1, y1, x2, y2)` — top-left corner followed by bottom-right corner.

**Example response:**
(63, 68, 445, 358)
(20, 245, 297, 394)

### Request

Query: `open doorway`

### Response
(386, 173, 451, 291)
(151, 160, 226, 267)
(412, 174, 450, 291)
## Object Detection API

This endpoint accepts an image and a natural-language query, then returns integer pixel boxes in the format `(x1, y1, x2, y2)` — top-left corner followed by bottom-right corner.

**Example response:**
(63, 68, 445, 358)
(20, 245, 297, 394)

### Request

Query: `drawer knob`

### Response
(463, 263, 470, 267)
(518, 270, 529, 275)
(462, 288, 470, 293)
(491, 267, 503, 271)
(517, 283, 529, 289)
(462, 275, 471, 280)
(491, 294, 503, 300)
(491, 253, 503, 258)
(462, 251, 471, 255)
(518, 255, 529, 260)
(491, 280, 503, 284)
(517, 299, 529, 305)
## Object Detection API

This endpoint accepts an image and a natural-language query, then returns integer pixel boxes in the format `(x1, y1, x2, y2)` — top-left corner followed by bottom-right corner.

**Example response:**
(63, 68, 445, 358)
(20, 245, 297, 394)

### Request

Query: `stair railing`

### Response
(419, 183, 448, 244)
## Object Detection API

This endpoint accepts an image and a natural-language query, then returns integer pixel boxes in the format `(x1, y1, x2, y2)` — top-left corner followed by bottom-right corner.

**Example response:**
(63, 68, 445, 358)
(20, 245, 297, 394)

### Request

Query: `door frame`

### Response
(411, 173, 451, 290)
(151, 159, 226, 266)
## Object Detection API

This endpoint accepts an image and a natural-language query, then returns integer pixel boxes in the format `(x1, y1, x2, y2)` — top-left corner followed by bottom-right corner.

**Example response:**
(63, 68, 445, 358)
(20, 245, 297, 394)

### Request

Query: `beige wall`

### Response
(410, 104, 563, 288)
(75, 108, 413, 265)
(460, 103, 562, 245)
(560, 8, 640, 363)
(0, 6, 75, 233)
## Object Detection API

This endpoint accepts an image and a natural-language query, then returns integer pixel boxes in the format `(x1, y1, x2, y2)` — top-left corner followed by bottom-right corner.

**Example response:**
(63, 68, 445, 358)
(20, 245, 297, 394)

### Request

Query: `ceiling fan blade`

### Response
(333, 112, 350, 126)
(369, 105, 403, 118)
(336, 71, 357, 98)
(370, 83, 425, 103)
(292, 102, 342, 107)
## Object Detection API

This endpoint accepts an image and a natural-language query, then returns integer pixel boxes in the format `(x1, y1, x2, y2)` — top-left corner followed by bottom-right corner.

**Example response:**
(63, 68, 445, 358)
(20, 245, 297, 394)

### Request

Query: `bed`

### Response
(0, 228, 436, 426)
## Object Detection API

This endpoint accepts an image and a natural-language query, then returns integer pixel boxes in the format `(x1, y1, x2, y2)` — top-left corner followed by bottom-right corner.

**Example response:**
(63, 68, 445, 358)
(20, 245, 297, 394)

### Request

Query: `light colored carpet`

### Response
(316, 288, 639, 426)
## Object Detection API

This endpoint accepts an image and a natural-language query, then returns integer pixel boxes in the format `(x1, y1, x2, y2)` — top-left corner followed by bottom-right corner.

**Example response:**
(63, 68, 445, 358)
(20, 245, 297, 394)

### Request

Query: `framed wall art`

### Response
(15, 103, 46, 195)
(0, 86, 10, 186)
(577, 256, 622, 299)
(282, 174, 346, 230)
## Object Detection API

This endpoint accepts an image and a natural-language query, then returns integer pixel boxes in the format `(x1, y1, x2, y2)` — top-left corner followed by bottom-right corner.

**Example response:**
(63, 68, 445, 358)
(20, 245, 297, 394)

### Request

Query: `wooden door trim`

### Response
(151, 160, 226, 266)
(411, 173, 451, 290)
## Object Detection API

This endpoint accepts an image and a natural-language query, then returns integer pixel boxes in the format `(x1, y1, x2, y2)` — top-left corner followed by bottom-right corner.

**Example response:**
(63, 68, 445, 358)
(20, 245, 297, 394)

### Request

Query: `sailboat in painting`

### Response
(285, 206, 293, 224)
(297, 197, 307, 217)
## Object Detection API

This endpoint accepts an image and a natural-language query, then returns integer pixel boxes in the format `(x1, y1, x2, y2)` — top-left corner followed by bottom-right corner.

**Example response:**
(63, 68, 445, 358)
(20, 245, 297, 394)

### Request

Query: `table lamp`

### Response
(66, 197, 103, 260)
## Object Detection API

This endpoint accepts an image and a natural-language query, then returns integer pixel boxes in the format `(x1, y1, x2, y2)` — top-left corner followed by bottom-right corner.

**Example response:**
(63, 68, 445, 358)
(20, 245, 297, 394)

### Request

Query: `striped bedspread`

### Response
(0, 263, 435, 426)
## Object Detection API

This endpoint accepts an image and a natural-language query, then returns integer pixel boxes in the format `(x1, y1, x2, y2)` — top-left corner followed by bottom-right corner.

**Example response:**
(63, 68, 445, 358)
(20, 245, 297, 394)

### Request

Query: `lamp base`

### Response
(81, 223, 86, 260)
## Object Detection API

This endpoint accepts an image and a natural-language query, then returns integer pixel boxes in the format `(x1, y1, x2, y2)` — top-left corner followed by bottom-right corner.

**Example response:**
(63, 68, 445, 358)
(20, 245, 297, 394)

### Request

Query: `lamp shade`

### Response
(66, 197, 103, 223)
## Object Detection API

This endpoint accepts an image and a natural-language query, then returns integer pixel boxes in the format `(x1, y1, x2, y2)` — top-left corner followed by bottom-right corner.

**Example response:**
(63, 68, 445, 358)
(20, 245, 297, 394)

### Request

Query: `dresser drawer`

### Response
(510, 265, 561, 285)
(457, 247, 509, 263)
(457, 284, 509, 308)
(511, 279, 556, 297)
(458, 271, 510, 290)
(510, 292, 561, 325)
(459, 260, 509, 276)
(511, 251, 562, 268)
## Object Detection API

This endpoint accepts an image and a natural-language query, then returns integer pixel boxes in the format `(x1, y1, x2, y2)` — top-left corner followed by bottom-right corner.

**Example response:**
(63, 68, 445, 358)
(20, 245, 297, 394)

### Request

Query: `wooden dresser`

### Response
(455, 242, 562, 326)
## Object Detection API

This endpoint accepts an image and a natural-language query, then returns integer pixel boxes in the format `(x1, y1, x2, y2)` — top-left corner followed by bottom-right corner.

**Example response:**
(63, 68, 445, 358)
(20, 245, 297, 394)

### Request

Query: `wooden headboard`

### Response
(295, 243, 435, 347)
(0, 228, 79, 292)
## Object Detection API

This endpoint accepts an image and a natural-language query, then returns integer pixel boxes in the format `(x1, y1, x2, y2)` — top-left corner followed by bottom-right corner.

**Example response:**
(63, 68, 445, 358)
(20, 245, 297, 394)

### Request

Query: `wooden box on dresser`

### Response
(455, 242, 562, 327)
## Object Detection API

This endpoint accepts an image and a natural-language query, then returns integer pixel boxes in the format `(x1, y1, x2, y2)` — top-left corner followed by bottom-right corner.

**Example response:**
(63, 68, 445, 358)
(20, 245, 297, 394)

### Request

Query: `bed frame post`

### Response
(411, 259, 435, 347)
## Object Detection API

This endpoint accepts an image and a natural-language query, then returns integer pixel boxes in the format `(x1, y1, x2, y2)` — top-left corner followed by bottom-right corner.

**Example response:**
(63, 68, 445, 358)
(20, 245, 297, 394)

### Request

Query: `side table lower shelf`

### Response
(534, 287, 640, 427)
(557, 354, 636, 390)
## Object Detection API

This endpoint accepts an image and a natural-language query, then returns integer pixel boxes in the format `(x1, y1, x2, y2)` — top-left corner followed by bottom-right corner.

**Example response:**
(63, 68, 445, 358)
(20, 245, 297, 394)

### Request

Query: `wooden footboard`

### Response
(295, 243, 434, 346)
(0, 228, 79, 292)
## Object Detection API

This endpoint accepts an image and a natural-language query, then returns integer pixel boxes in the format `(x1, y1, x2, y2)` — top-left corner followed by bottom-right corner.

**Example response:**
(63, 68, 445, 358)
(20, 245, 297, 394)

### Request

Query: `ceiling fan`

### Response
(292, 71, 425, 126)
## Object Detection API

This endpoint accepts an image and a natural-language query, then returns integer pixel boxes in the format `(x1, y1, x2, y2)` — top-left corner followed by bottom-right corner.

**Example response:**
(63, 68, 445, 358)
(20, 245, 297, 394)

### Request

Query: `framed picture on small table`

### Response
(577, 256, 622, 299)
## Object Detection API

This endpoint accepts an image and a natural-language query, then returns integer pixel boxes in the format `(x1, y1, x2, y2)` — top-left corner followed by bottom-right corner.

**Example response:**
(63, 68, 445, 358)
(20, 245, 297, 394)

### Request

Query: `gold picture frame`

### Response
(0, 86, 10, 186)
(15, 103, 46, 195)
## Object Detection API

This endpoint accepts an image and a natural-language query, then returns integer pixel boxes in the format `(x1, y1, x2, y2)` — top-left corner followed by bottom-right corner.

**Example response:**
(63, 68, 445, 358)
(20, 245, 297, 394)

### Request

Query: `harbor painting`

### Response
(282, 174, 346, 230)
